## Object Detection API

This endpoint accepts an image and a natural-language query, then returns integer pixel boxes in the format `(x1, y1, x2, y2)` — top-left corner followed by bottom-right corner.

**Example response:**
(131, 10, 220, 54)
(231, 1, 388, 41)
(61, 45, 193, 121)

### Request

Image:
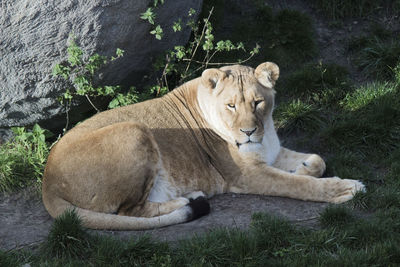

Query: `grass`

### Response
(319, 81, 400, 162)
(318, 205, 355, 227)
(274, 100, 325, 135)
(347, 24, 400, 80)
(4, 207, 400, 266)
(356, 39, 400, 80)
(43, 209, 92, 259)
(0, 124, 50, 193)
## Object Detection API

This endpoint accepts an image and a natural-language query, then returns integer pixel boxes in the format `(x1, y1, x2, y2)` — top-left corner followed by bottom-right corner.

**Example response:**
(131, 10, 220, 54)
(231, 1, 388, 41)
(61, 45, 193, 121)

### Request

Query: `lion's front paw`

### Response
(325, 177, 366, 204)
(294, 154, 326, 177)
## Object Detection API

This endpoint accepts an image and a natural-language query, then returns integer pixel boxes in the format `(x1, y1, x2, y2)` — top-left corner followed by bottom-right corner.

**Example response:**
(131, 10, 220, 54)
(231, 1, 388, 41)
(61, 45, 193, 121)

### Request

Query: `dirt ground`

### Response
(0, 188, 327, 251)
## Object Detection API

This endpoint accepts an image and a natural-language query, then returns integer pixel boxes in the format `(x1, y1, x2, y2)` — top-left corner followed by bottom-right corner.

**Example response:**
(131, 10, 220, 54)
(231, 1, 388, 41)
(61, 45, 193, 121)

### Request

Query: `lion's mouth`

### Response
(236, 140, 253, 148)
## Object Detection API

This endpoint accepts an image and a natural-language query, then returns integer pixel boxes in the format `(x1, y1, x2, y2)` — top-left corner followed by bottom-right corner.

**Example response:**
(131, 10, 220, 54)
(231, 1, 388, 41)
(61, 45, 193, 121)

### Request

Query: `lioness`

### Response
(42, 62, 365, 230)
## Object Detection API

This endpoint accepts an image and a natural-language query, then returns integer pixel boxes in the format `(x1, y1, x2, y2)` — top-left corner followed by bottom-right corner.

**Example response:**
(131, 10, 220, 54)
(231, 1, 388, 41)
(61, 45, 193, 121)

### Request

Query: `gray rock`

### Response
(0, 0, 202, 129)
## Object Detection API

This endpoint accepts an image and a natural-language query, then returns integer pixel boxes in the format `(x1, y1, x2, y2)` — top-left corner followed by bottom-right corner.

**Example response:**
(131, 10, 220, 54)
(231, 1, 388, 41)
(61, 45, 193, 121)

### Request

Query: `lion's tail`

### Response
(43, 194, 210, 230)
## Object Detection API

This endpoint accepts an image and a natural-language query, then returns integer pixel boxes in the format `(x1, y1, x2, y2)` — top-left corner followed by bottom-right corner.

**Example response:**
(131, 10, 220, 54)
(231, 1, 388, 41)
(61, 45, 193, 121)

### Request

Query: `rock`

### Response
(0, 0, 202, 130)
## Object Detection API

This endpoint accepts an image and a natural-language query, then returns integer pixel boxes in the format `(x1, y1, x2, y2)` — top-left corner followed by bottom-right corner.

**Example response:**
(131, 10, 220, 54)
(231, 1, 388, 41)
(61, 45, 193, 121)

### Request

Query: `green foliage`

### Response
(43, 209, 92, 259)
(107, 87, 140, 109)
(0, 250, 33, 266)
(325, 151, 373, 182)
(6, 208, 400, 266)
(151, 7, 259, 90)
(321, 82, 400, 161)
(274, 99, 325, 134)
(140, 7, 156, 25)
(140, 0, 166, 40)
(347, 25, 400, 80)
(250, 213, 297, 255)
(118, 236, 171, 265)
(357, 39, 400, 80)
(150, 24, 164, 40)
(53, 38, 140, 111)
(0, 124, 50, 193)
(319, 205, 355, 227)
(340, 81, 397, 111)
(176, 229, 257, 266)
(395, 62, 400, 85)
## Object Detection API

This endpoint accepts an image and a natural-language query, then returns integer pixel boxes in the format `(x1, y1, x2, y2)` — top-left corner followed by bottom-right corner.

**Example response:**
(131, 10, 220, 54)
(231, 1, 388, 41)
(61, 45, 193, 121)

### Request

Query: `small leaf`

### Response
(115, 48, 124, 58)
(188, 8, 196, 17)
(150, 25, 163, 40)
(173, 19, 182, 32)
(140, 8, 156, 25)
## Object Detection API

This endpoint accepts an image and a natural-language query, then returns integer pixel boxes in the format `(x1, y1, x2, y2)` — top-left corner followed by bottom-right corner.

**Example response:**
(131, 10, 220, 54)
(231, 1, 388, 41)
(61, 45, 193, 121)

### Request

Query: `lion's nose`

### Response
(240, 127, 257, 136)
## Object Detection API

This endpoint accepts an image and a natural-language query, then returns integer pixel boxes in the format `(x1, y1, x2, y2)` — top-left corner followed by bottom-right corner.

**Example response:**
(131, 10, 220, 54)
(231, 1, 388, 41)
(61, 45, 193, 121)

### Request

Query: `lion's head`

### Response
(197, 62, 280, 157)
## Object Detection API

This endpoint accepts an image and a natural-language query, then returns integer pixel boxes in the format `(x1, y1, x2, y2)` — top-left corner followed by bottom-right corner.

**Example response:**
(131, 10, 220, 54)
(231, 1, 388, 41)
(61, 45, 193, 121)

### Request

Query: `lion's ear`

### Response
(254, 62, 280, 88)
(201, 68, 227, 89)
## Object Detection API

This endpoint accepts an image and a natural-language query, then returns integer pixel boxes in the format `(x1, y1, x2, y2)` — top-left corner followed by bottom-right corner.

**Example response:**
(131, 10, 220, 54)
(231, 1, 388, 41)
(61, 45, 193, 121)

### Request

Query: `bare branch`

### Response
(85, 94, 101, 113)
(183, 7, 214, 78)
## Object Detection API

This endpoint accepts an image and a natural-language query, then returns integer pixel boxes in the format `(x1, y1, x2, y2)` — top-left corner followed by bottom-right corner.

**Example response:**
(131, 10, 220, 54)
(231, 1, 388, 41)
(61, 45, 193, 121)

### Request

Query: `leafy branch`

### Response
(151, 7, 260, 92)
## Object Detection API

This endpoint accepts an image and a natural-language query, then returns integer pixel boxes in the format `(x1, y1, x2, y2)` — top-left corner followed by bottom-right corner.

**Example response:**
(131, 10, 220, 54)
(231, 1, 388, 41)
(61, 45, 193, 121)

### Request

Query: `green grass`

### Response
(0, 124, 50, 193)
(274, 99, 325, 135)
(319, 81, 400, 162)
(4, 208, 400, 266)
(347, 24, 400, 80)
(319, 205, 355, 227)
(42, 209, 92, 259)
(357, 39, 400, 80)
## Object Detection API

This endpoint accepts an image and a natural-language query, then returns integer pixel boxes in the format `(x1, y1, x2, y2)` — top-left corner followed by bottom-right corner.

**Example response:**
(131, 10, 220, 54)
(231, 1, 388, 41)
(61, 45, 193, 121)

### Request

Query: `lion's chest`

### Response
(262, 118, 281, 165)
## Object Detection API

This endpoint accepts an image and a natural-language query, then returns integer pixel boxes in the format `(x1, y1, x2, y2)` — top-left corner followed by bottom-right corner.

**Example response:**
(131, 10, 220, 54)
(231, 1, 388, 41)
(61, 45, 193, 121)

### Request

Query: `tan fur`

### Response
(42, 62, 365, 230)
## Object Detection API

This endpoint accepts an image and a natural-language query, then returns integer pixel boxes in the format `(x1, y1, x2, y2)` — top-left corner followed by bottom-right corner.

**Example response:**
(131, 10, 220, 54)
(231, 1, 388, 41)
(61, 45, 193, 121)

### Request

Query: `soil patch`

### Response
(0, 188, 327, 251)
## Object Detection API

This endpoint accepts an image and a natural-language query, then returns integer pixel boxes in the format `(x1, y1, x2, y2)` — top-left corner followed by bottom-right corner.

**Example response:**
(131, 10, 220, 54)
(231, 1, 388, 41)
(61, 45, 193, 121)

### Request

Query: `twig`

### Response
(205, 50, 219, 67)
(290, 216, 319, 222)
(182, 50, 257, 66)
(62, 101, 71, 136)
(183, 7, 214, 78)
(85, 94, 100, 113)
(5, 239, 44, 253)
(161, 54, 170, 91)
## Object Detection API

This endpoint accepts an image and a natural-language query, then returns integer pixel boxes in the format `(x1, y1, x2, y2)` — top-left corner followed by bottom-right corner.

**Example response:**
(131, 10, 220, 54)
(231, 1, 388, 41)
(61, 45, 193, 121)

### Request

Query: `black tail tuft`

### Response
(186, 196, 210, 221)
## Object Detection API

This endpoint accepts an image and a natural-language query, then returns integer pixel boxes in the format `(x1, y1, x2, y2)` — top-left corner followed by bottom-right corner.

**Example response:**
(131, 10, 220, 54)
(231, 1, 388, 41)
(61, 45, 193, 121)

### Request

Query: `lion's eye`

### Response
(227, 103, 236, 109)
(255, 100, 264, 107)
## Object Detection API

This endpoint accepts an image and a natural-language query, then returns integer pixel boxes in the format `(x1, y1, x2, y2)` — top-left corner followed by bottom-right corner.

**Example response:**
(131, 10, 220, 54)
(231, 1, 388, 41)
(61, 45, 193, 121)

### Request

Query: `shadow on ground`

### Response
(0, 188, 327, 251)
